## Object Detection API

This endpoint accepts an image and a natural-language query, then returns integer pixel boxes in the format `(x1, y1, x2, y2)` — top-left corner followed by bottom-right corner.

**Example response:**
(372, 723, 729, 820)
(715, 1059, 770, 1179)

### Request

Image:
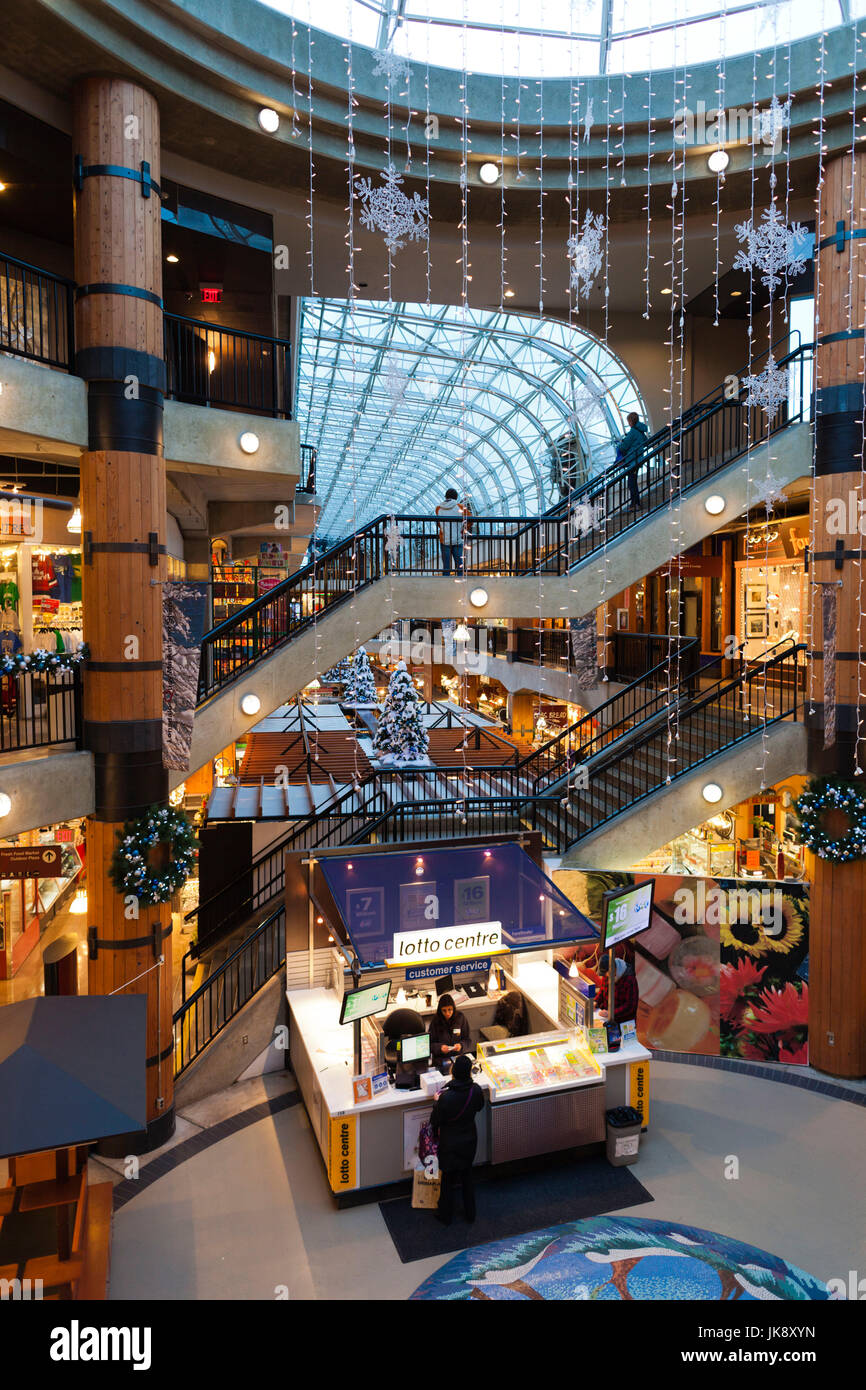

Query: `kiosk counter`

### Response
(288, 961, 650, 1197)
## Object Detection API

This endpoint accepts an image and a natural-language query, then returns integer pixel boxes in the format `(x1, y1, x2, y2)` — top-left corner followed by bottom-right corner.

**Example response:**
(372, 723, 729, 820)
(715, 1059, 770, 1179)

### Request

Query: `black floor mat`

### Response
(379, 1155, 652, 1263)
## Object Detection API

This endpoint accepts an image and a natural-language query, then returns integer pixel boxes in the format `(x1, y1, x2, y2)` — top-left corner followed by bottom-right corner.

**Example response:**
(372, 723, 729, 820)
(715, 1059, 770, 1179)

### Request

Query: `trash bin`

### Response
(606, 1105, 642, 1167)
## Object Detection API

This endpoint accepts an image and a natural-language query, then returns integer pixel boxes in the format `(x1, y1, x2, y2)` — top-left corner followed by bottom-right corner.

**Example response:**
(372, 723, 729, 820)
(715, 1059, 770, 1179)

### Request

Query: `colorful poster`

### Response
(554, 869, 809, 1065)
(162, 581, 209, 771)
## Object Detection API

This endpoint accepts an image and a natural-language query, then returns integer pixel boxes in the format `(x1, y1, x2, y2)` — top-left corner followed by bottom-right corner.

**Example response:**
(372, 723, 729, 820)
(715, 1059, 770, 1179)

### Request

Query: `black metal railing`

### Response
(298, 444, 317, 493)
(608, 630, 700, 685)
(539, 333, 810, 525)
(0, 253, 74, 369)
(174, 905, 286, 1075)
(185, 639, 703, 956)
(0, 667, 83, 754)
(164, 313, 292, 418)
(353, 642, 805, 852)
(196, 341, 812, 707)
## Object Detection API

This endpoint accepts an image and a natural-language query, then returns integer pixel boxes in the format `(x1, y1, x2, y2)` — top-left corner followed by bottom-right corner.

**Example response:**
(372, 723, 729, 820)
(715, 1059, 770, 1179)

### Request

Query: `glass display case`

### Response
(478, 1028, 602, 1101)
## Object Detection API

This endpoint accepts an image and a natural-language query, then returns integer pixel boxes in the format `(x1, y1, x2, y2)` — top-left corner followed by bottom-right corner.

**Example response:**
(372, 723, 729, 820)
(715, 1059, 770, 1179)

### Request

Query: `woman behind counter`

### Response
(428, 993, 471, 1071)
(431, 1053, 484, 1225)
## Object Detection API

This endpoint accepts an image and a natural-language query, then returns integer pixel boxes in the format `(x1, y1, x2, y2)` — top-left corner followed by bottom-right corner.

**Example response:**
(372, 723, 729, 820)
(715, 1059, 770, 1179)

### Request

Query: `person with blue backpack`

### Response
(617, 411, 649, 509)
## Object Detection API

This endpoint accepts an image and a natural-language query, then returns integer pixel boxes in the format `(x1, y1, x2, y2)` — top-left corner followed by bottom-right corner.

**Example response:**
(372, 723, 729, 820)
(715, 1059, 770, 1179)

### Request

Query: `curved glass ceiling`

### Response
(296, 298, 645, 538)
(266, 1, 854, 77)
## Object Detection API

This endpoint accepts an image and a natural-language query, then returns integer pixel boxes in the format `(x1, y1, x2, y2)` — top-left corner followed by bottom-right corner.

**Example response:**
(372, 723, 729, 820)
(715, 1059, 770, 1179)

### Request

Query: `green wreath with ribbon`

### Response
(794, 777, 866, 862)
(109, 805, 197, 906)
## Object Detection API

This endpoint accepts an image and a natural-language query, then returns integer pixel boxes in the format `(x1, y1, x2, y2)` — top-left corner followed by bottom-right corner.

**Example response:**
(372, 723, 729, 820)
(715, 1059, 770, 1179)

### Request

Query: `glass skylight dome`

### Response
(296, 298, 645, 537)
(267, 0, 856, 77)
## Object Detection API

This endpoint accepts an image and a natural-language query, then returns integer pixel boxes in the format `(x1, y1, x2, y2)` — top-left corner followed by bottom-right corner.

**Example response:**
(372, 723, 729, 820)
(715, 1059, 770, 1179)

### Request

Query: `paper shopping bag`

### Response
(411, 1166, 441, 1210)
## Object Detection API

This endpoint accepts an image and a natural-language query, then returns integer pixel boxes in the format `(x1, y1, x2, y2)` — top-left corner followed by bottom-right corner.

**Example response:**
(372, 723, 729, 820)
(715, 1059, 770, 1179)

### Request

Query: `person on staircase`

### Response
(436, 488, 469, 577)
(618, 412, 649, 509)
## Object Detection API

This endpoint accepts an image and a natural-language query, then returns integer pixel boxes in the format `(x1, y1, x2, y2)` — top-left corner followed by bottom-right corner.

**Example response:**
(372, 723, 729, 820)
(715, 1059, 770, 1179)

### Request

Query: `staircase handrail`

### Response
(538, 333, 809, 523)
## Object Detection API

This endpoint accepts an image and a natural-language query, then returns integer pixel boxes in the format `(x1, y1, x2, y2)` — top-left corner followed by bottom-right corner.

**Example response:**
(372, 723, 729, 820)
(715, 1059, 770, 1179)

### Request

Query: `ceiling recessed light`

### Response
(660, 287, 672, 295)
(0, 183, 7, 193)
(707, 148, 730, 173)
(258, 107, 280, 134)
(166, 253, 179, 264)
(730, 289, 743, 297)
(479, 162, 501, 184)
(504, 288, 515, 298)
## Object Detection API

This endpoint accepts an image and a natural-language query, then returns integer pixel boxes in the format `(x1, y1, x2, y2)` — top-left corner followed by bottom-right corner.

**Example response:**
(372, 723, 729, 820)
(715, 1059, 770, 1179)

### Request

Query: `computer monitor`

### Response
(434, 973, 454, 997)
(339, 979, 392, 1026)
(398, 1032, 432, 1064)
(600, 881, 655, 952)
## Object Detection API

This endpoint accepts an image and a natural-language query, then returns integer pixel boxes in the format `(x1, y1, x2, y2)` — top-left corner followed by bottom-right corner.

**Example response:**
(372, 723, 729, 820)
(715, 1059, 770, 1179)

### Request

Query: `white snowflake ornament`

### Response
(355, 162, 429, 255)
(385, 515, 404, 561)
(569, 500, 603, 538)
(757, 95, 792, 151)
(733, 202, 808, 291)
(742, 355, 789, 418)
(752, 468, 789, 515)
(567, 210, 606, 300)
(372, 46, 411, 88)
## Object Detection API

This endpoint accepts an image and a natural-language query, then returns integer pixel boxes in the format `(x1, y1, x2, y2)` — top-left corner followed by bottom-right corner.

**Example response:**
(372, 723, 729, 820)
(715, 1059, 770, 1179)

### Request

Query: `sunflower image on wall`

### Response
(717, 878, 809, 1064)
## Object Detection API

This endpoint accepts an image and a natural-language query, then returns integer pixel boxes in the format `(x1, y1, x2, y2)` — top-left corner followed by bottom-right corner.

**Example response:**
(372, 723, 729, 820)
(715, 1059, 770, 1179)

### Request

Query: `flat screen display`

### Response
(399, 1033, 431, 1063)
(339, 979, 392, 1025)
(601, 881, 655, 951)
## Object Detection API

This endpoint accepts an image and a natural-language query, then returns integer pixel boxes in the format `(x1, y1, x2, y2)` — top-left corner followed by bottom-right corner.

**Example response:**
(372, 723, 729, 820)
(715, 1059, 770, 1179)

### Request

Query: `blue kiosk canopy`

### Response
(318, 843, 599, 970)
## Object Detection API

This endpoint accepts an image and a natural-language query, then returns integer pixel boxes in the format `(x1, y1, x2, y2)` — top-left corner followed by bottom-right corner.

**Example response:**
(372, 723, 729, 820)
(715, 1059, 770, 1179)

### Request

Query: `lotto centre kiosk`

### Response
(286, 843, 652, 1198)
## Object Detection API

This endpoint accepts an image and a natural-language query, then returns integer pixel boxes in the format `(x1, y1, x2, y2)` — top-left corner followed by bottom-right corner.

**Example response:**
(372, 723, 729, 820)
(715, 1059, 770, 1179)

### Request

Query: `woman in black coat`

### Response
(430, 1054, 485, 1225)
(428, 993, 471, 1071)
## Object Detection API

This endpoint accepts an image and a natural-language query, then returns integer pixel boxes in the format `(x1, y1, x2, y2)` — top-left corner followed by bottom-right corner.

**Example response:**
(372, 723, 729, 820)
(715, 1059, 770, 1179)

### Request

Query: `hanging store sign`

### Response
(389, 921, 504, 967)
(0, 845, 64, 877)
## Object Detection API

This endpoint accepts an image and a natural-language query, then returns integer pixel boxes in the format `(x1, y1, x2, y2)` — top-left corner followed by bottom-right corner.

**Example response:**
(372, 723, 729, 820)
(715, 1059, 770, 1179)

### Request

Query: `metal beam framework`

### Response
(295, 297, 645, 537)
(292, 0, 849, 77)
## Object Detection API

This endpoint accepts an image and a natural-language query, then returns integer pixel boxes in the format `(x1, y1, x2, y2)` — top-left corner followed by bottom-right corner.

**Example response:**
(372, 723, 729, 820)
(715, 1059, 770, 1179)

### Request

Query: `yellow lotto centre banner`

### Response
(630, 1061, 650, 1127)
(328, 1115, 358, 1192)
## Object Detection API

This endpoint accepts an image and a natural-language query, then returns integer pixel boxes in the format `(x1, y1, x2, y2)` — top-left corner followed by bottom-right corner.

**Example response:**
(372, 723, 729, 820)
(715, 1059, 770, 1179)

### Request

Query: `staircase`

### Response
(173, 641, 804, 1076)
(184, 341, 813, 777)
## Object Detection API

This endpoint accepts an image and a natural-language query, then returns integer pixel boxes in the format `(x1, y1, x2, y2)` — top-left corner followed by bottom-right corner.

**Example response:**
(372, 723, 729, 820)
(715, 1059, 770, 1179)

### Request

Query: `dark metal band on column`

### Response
(84, 718, 167, 820)
(815, 383, 866, 478)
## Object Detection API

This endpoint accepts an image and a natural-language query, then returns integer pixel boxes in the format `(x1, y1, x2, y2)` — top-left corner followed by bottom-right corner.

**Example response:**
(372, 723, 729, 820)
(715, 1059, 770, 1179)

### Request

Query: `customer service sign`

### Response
(388, 921, 504, 967)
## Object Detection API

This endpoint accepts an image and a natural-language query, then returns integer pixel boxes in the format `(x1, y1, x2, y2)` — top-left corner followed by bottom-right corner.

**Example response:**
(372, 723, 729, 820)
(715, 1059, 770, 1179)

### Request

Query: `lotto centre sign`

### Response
(389, 921, 504, 967)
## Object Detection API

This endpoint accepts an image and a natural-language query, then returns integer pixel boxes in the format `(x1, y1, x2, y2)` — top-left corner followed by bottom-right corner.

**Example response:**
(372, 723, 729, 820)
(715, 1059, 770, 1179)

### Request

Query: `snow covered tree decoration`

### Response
(742, 355, 790, 419)
(355, 163, 429, 255)
(344, 647, 378, 707)
(733, 203, 808, 291)
(567, 211, 606, 300)
(372, 661, 430, 765)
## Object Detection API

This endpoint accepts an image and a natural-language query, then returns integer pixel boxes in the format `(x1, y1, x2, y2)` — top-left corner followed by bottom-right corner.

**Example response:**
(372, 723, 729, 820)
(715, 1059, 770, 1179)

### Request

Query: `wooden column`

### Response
(807, 148, 866, 1078)
(73, 77, 174, 1148)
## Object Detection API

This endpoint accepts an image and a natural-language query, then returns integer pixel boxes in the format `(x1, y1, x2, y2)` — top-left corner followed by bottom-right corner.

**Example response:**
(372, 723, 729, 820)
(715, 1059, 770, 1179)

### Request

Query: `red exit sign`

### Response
(200, 284, 223, 304)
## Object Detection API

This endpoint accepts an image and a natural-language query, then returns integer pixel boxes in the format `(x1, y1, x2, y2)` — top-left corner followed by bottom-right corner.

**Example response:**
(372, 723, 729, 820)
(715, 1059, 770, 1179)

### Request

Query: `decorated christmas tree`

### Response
(321, 656, 351, 687)
(372, 661, 430, 764)
(343, 647, 378, 706)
